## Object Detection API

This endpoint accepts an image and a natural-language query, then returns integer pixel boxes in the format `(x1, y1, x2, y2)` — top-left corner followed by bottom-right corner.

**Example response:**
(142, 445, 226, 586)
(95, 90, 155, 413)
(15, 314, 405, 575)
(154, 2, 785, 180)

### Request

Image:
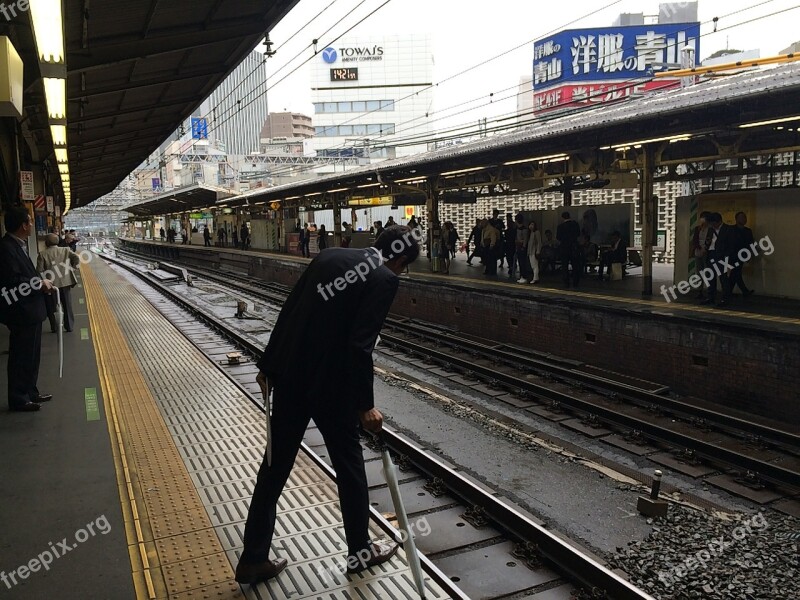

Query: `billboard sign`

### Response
(191, 117, 208, 139)
(534, 79, 680, 113)
(533, 22, 700, 92)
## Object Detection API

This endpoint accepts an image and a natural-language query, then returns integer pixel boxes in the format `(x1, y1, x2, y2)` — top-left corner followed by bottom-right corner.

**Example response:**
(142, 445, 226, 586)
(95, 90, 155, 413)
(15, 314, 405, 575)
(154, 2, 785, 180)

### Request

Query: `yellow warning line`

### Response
(414, 271, 800, 327)
(82, 260, 237, 598)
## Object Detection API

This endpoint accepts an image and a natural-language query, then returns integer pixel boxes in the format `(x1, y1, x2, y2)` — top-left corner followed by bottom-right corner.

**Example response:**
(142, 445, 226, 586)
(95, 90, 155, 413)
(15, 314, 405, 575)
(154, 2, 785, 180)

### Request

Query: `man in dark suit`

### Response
(556, 211, 581, 287)
(0, 206, 54, 411)
(235, 226, 421, 585)
(702, 213, 734, 306)
(730, 211, 755, 296)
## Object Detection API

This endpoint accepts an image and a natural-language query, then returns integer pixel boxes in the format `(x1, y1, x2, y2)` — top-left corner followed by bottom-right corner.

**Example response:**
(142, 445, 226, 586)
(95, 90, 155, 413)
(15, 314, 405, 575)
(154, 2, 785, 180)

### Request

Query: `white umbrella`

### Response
(380, 437, 426, 599)
(55, 290, 64, 378)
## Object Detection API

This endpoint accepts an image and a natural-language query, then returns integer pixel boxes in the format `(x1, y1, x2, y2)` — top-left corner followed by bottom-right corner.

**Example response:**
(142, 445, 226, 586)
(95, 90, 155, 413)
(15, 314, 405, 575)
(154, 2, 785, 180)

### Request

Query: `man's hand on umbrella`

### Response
(359, 408, 383, 433)
(42, 280, 55, 294)
(256, 371, 271, 401)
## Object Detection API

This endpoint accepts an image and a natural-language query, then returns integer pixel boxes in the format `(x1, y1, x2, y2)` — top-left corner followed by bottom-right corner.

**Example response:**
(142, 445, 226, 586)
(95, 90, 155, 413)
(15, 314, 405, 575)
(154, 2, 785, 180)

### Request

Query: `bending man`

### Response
(235, 225, 420, 584)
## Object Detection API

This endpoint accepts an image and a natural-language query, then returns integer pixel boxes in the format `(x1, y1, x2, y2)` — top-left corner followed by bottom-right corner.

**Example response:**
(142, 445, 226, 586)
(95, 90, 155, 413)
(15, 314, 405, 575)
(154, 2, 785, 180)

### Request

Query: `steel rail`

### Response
(100, 251, 656, 600)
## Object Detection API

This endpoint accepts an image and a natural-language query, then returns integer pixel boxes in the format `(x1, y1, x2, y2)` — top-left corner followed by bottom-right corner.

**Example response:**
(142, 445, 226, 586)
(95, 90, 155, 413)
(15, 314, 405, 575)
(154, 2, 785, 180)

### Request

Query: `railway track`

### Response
(101, 250, 656, 600)
(113, 248, 800, 497)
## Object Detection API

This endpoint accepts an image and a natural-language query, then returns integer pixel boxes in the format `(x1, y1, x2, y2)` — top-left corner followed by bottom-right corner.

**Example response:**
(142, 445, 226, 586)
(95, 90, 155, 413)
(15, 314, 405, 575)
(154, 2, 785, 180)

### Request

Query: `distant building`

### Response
(309, 34, 434, 163)
(261, 112, 314, 140)
(702, 49, 760, 66)
(780, 41, 800, 54)
(188, 51, 269, 155)
(613, 13, 644, 27)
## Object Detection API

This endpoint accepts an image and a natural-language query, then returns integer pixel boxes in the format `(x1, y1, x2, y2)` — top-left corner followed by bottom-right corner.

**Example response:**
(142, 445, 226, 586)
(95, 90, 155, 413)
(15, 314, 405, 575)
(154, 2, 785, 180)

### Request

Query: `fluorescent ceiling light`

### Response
(612, 134, 692, 149)
(328, 187, 349, 193)
(43, 77, 66, 119)
(395, 177, 426, 184)
(58, 164, 69, 175)
(739, 115, 800, 129)
(30, 0, 65, 63)
(50, 125, 67, 145)
(504, 153, 568, 166)
(440, 166, 488, 177)
(357, 182, 380, 189)
(55, 148, 68, 162)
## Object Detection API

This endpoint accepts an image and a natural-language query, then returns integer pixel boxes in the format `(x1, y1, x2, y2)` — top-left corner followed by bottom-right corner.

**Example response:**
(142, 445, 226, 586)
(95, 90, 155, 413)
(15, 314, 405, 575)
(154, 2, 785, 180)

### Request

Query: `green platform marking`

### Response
(79, 298, 85, 305)
(80, 327, 89, 340)
(85, 388, 100, 421)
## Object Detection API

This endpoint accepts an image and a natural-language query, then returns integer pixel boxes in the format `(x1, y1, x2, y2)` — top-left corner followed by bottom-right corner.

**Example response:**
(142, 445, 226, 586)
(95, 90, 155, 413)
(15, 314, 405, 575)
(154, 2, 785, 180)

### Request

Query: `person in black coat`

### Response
(702, 212, 734, 306)
(0, 206, 55, 411)
(556, 211, 581, 287)
(730, 211, 755, 296)
(235, 226, 421, 585)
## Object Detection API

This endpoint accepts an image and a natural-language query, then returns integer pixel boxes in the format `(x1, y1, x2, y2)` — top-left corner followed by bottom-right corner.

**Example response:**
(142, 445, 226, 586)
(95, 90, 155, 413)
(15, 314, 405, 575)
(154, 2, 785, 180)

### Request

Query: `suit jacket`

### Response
(257, 247, 399, 413)
(0, 233, 47, 325)
(709, 224, 735, 262)
(556, 220, 580, 256)
(37, 245, 80, 288)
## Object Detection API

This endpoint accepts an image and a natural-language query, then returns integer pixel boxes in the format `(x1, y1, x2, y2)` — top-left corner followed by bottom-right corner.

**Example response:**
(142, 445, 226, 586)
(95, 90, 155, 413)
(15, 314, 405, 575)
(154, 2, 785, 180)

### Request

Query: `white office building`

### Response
(309, 34, 434, 163)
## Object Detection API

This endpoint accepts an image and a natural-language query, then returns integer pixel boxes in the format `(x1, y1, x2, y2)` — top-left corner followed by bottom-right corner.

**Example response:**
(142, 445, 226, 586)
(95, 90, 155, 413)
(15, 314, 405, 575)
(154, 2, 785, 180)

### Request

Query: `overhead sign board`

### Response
(19, 170, 33, 201)
(534, 79, 679, 113)
(348, 196, 393, 207)
(533, 22, 700, 91)
(191, 117, 208, 139)
(46, 196, 54, 213)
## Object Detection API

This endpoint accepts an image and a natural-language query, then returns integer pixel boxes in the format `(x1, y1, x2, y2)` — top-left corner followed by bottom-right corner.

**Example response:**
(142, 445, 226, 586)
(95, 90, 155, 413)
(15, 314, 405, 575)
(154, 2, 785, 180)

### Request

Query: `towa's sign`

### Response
(321, 45, 384, 64)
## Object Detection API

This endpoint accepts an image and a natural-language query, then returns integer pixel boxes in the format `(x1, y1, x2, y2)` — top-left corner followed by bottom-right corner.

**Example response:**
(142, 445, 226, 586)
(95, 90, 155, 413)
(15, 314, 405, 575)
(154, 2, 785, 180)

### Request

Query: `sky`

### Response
(257, 0, 800, 136)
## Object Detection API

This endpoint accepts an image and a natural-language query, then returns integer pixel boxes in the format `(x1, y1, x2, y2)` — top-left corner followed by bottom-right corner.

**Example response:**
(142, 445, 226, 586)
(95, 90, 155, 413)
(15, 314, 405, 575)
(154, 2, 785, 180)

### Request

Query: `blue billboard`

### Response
(533, 22, 700, 91)
(191, 117, 209, 139)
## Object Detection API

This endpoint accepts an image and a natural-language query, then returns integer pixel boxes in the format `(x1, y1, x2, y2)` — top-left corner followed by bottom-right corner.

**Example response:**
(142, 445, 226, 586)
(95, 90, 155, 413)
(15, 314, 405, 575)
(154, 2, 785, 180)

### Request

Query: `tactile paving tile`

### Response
(89, 259, 454, 599)
(155, 529, 227, 564)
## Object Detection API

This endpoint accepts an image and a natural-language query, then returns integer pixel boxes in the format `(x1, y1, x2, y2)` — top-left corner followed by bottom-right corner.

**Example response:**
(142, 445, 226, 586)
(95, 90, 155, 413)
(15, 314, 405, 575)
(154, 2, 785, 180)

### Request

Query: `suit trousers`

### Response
(7, 321, 42, 408)
(240, 389, 370, 563)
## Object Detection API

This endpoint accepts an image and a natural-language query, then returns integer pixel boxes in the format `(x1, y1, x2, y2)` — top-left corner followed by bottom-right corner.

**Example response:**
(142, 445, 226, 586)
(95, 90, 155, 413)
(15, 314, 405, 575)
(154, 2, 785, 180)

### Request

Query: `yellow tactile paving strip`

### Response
(82, 261, 242, 600)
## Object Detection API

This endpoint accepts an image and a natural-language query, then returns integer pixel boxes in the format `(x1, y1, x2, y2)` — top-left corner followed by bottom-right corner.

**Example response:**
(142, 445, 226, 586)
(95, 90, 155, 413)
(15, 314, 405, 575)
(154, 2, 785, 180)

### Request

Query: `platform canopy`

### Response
(217, 62, 800, 210)
(64, 0, 299, 208)
(124, 183, 233, 217)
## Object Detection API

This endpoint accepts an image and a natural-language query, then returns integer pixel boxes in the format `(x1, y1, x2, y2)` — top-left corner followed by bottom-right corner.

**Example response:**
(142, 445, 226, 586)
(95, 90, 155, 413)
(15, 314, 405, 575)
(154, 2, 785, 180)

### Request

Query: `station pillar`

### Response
(640, 146, 655, 297)
(332, 198, 342, 247)
(425, 188, 440, 272)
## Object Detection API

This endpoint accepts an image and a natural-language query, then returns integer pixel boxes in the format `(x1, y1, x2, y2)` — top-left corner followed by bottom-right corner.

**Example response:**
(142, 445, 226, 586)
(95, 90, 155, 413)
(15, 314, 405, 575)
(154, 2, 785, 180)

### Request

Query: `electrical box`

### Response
(0, 37, 23, 118)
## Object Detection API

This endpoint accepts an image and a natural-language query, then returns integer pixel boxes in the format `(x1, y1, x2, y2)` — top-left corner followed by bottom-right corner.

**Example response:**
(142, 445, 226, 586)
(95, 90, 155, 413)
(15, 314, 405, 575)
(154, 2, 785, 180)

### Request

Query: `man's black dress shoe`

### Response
(346, 541, 399, 574)
(33, 394, 53, 403)
(11, 402, 40, 412)
(234, 558, 287, 584)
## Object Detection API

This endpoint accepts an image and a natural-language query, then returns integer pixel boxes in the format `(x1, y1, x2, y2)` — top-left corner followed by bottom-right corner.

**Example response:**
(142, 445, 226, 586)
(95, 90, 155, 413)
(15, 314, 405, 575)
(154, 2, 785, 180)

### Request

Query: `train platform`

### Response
(116, 238, 800, 427)
(0, 256, 453, 599)
(117, 238, 800, 332)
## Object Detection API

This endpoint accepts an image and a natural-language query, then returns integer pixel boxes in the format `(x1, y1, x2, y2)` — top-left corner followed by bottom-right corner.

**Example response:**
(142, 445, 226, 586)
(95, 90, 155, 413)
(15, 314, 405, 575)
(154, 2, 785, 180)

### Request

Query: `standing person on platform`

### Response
(181, 227, 188, 245)
(731, 211, 755, 297)
(203, 225, 212, 247)
(690, 211, 711, 300)
(466, 218, 482, 266)
(232, 227, 239, 249)
(37, 233, 80, 333)
(504, 214, 517, 278)
(298, 224, 307, 256)
(513, 214, 533, 283)
(703, 213, 734, 306)
(240, 222, 250, 250)
(0, 206, 54, 412)
(235, 226, 420, 584)
(318, 224, 328, 250)
(481, 219, 500, 276)
(556, 211, 581, 287)
(160, 227, 166, 242)
(526, 220, 542, 284)
(303, 223, 311, 258)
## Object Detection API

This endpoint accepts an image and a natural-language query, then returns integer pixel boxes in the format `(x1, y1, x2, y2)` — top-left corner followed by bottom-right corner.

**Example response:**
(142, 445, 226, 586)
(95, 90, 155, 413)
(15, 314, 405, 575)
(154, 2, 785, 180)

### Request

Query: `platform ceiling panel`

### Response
(65, 0, 300, 208)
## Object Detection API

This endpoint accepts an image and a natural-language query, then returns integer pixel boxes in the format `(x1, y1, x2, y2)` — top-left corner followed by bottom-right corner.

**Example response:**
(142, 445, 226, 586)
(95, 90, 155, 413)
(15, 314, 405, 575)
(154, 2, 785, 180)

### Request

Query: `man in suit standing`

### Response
(556, 211, 581, 287)
(0, 206, 54, 411)
(235, 226, 421, 585)
(702, 213, 734, 307)
(730, 211, 755, 297)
